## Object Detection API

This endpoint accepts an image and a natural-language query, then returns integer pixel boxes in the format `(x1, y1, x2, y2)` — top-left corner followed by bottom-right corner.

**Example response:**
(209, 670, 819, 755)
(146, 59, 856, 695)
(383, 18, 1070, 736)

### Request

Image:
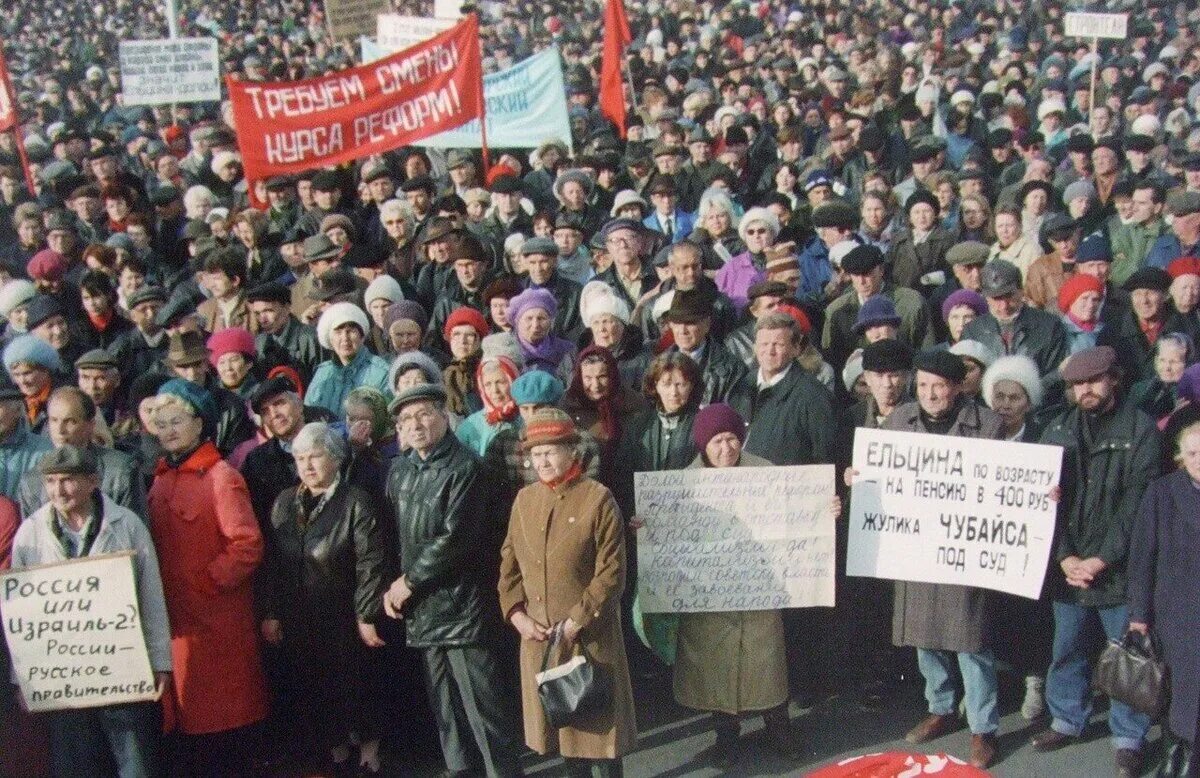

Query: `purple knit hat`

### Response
(506, 287, 558, 326)
(941, 288, 988, 323)
(692, 403, 747, 451)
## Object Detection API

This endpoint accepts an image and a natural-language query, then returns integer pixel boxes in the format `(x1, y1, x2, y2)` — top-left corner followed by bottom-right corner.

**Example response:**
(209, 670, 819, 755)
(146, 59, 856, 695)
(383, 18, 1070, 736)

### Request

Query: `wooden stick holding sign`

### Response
(1063, 12, 1128, 135)
(1, 552, 159, 713)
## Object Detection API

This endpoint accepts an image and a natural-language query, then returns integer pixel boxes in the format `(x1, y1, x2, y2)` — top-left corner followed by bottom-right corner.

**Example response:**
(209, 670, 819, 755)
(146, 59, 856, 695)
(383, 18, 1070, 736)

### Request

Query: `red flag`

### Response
(226, 14, 485, 182)
(0, 49, 36, 196)
(600, 0, 632, 138)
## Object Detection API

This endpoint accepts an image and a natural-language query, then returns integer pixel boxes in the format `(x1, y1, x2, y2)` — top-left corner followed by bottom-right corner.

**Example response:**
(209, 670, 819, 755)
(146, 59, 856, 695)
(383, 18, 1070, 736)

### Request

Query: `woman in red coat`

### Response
(148, 379, 268, 776)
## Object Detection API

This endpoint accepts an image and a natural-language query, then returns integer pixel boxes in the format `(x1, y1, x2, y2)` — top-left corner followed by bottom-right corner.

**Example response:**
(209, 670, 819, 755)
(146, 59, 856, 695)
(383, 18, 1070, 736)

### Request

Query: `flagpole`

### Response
(474, 14, 490, 174)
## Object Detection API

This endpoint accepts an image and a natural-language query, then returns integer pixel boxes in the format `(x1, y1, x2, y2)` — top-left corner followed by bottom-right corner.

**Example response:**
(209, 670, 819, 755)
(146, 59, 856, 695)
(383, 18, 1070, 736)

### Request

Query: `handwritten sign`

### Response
(848, 428, 1062, 599)
(118, 38, 220, 106)
(1064, 12, 1128, 39)
(1, 553, 157, 712)
(376, 14, 457, 51)
(325, 0, 390, 40)
(635, 465, 836, 613)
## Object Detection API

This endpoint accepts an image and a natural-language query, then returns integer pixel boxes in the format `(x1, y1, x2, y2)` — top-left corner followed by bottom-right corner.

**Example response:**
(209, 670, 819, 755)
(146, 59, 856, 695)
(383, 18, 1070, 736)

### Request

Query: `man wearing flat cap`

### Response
(247, 281, 322, 386)
(1144, 191, 1200, 270)
(12, 444, 172, 777)
(594, 218, 658, 312)
(108, 285, 169, 394)
(75, 348, 123, 426)
(1033, 346, 1159, 775)
(823, 244, 933, 374)
(518, 236, 583, 340)
(384, 384, 521, 778)
(479, 175, 533, 245)
(961, 259, 1069, 389)
(849, 347, 1004, 769)
(1099, 266, 1177, 382)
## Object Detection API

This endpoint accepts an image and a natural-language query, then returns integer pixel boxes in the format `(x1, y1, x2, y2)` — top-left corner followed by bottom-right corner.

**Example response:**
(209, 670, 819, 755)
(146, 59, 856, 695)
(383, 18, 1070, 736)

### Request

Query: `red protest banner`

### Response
(0, 49, 38, 196)
(227, 14, 483, 181)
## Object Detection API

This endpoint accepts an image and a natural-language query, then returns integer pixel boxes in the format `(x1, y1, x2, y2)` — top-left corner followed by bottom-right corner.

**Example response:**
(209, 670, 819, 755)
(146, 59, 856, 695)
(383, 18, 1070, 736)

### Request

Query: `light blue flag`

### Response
(359, 40, 572, 151)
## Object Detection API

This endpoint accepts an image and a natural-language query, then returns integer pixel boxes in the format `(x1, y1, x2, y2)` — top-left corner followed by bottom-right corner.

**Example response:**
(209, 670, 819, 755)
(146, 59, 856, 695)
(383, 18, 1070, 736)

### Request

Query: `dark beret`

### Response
(245, 281, 292, 305)
(862, 339, 914, 373)
(1121, 266, 1171, 293)
(913, 348, 967, 383)
(841, 245, 886, 275)
(811, 200, 858, 230)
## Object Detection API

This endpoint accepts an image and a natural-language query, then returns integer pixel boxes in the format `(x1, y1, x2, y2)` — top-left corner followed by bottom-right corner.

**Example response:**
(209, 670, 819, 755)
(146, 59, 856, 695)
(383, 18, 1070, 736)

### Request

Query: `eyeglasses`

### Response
(606, 236, 633, 247)
(745, 228, 769, 236)
(154, 416, 193, 431)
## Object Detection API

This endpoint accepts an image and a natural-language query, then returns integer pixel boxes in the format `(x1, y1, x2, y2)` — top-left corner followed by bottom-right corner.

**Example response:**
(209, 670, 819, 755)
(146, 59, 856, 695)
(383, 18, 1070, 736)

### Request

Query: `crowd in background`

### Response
(4, 0, 1200, 776)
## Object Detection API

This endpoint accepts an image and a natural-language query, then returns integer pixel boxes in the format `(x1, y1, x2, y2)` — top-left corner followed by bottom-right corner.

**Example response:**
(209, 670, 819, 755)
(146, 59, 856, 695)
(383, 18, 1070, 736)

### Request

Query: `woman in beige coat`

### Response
(669, 403, 796, 768)
(498, 407, 637, 777)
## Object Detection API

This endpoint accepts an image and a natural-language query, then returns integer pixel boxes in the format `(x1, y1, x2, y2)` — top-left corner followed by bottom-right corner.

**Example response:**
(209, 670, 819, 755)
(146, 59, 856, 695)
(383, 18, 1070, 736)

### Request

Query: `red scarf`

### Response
(477, 356, 520, 425)
(543, 460, 583, 489)
(87, 309, 114, 332)
(1066, 312, 1096, 333)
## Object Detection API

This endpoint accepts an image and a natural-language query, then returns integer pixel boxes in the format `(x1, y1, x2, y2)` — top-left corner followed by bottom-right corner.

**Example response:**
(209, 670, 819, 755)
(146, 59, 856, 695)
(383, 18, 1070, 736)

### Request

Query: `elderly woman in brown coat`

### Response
(668, 403, 796, 768)
(498, 408, 637, 777)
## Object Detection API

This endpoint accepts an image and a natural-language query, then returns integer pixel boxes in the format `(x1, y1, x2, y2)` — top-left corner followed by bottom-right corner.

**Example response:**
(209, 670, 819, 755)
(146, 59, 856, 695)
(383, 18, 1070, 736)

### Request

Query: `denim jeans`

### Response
(916, 647, 999, 735)
(48, 701, 161, 778)
(1046, 601, 1150, 751)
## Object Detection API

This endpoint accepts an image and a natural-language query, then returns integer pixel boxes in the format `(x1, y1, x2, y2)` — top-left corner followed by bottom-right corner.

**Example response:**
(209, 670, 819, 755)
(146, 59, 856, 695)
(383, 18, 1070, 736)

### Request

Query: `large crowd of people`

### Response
(3, 0, 1200, 776)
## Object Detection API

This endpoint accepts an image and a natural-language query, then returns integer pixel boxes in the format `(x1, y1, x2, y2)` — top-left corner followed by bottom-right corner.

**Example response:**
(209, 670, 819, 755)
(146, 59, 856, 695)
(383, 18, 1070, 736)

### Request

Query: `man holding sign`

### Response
(1032, 346, 1160, 777)
(9, 445, 171, 777)
(847, 349, 1003, 769)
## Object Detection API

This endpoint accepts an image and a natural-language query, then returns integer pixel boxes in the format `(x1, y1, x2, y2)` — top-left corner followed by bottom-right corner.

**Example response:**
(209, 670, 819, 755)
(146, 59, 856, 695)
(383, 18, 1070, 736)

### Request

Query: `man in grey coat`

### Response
(12, 445, 172, 777)
(854, 348, 1004, 769)
(17, 387, 146, 519)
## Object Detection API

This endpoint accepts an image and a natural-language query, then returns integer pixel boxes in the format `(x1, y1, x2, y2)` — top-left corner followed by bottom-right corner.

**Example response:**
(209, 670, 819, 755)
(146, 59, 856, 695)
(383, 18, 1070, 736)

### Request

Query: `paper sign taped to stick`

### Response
(376, 14, 456, 51)
(635, 465, 836, 613)
(1064, 12, 1128, 39)
(1, 553, 158, 712)
(119, 38, 220, 105)
(847, 428, 1062, 599)
(324, 0, 390, 40)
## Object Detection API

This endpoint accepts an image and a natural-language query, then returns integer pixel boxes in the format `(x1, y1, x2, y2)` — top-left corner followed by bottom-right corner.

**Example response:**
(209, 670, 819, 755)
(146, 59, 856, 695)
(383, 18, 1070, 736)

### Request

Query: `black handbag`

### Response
(1093, 629, 1169, 719)
(536, 624, 612, 729)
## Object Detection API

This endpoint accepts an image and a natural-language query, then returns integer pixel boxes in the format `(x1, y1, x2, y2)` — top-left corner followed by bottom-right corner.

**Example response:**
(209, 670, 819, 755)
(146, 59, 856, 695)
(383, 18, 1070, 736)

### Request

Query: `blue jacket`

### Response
(1145, 234, 1200, 270)
(795, 235, 834, 306)
(642, 209, 696, 244)
(0, 422, 50, 502)
(305, 348, 392, 419)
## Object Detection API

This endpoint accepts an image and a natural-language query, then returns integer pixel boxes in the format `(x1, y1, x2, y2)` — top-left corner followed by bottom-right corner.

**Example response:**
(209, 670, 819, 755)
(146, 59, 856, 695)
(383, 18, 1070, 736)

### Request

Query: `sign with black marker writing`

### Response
(1, 553, 157, 712)
(635, 465, 836, 613)
(847, 428, 1062, 599)
(118, 38, 220, 106)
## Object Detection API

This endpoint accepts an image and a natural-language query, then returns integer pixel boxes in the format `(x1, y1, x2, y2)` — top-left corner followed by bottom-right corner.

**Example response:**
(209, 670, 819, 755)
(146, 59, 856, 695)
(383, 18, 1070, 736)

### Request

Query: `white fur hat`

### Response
(364, 275, 405, 309)
(580, 280, 632, 327)
(316, 302, 370, 350)
(982, 354, 1044, 410)
(737, 207, 781, 244)
(0, 279, 37, 319)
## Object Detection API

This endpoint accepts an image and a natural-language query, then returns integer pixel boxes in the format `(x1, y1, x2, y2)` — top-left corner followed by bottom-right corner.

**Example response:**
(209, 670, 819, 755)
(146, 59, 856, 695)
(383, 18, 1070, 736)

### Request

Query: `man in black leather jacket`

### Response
(383, 384, 521, 778)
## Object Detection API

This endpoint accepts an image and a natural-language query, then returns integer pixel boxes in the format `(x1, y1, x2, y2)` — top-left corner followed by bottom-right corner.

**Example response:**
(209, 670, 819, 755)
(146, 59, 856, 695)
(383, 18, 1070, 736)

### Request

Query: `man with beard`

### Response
(1032, 346, 1159, 778)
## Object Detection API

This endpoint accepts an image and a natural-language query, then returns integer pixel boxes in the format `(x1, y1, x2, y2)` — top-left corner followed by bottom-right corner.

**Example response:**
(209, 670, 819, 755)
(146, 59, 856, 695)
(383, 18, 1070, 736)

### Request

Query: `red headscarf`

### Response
(476, 355, 520, 425)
